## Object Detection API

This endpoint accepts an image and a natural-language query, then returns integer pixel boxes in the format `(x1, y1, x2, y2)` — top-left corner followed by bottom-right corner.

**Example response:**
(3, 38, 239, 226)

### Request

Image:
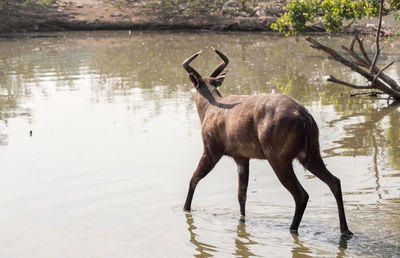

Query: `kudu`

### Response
(182, 48, 352, 237)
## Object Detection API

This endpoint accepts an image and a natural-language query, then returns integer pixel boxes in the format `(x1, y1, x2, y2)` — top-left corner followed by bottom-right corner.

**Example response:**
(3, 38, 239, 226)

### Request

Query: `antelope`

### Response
(182, 48, 353, 237)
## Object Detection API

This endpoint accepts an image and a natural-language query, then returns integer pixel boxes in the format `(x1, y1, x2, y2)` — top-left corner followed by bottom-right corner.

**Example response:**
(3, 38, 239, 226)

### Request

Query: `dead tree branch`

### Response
(372, 60, 395, 84)
(370, 0, 384, 74)
(305, 0, 400, 101)
(327, 76, 373, 89)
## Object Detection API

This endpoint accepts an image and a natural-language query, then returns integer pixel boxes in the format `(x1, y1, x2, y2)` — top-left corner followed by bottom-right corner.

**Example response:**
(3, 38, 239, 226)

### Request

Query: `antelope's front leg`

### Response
(235, 157, 250, 218)
(184, 152, 222, 211)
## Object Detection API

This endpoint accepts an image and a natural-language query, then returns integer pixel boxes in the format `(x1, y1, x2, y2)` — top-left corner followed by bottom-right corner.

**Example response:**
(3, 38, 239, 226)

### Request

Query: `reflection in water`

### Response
(336, 246, 346, 258)
(325, 102, 400, 159)
(337, 236, 349, 257)
(1, 31, 399, 169)
(371, 127, 382, 201)
(185, 213, 259, 257)
(275, 73, 400, 170)
(290, 233, 312, 258)
(185, 213, 217, 257)
(0, 31, 399, 258)
(234, 221, 257, 257)
(325, 102, 400, 202)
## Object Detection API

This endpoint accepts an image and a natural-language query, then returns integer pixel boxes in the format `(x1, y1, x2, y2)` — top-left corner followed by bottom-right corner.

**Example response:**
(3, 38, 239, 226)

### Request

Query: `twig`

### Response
(371, 60, 395, 85)
(349, 91, 383, 97)
(328, 76, 373, 89)
(387, 96, 392, 105)
(341, 45, 368, 66)
(355, 35, 371, 65)
(369, 0, 384, 73)
(348, 35, 369, 67)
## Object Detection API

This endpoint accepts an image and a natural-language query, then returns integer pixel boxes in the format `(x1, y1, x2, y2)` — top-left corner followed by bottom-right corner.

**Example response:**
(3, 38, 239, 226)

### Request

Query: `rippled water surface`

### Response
(0, 31, 399, 257)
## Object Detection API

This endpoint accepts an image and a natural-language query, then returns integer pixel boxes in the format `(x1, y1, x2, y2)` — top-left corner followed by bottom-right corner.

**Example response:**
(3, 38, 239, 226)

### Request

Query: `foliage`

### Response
(271, 0, 400, 36)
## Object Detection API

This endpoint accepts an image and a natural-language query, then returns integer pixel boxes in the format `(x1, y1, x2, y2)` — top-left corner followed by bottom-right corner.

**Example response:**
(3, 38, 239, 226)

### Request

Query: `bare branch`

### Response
(351, 34, 399, 91)
(369, 0, 384, 73)
(307, 37, 376, 80)
(370, 48, 381, 73)
(348, 36, 369, 67)
(371, 60, 395, 85)
(349, 37, 356, 51)
(306, 36, 400, 99)
(355, 35, 371, 65)
(328, 76, 373, 89)
(349, 92, 383, 97)
(341, 45, 369, 67)
(374, 69, 400, 91)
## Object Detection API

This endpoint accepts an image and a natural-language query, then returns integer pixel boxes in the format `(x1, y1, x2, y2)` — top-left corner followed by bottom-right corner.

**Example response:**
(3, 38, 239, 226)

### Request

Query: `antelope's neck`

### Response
(194, 88, 222, 123)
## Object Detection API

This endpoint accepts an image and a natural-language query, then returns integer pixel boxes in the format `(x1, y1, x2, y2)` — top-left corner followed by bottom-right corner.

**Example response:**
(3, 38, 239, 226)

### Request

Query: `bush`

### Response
(271, 0, 398, 36)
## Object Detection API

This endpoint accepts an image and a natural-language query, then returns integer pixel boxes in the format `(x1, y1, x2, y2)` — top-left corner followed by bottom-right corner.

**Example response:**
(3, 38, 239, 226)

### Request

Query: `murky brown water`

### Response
(0, 31, 399, 257)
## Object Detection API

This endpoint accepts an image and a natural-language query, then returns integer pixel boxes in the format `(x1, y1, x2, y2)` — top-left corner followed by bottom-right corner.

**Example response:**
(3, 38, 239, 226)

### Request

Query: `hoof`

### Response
(340, 230, 353, 239)
(239, 216, 245, 223)
(183, 207, 191, 212)
(290, 229, 299, 235)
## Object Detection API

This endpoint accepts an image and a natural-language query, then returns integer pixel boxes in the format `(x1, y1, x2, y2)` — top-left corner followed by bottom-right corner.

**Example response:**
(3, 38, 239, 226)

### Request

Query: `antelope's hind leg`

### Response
(299, 154, 352, 237)
(269, 159, 309, 234)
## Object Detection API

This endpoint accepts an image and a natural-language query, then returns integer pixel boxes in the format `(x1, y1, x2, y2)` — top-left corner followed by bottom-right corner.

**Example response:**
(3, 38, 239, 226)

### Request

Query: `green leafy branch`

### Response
(271, 0, 399, 36)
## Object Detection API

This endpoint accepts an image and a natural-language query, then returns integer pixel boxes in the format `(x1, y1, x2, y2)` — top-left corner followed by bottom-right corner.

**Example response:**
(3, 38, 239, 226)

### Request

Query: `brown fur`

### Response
(183, 50, 352, 237)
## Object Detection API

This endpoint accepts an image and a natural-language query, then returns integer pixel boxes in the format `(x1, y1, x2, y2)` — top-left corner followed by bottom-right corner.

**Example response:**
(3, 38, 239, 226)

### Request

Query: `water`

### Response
(0, 31, 399, 257)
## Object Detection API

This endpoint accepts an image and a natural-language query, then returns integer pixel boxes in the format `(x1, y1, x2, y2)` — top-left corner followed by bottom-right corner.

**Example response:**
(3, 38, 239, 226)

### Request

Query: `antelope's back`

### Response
(205, 93, 316, 160)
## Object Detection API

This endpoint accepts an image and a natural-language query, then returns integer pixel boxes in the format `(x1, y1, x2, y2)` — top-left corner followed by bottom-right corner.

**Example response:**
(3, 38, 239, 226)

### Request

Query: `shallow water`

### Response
(0, 31, 399, 257)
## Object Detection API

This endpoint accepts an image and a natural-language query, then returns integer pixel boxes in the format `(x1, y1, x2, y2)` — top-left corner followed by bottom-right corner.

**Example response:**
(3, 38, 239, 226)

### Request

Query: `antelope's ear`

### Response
(213, 71, 227, 87)
(189, 73, 199, 88)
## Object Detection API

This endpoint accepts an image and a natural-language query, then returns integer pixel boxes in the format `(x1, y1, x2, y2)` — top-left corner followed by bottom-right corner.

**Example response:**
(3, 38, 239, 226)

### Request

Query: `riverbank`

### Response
(0, 0, 387, 35)
(0, 0, 283, 33)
